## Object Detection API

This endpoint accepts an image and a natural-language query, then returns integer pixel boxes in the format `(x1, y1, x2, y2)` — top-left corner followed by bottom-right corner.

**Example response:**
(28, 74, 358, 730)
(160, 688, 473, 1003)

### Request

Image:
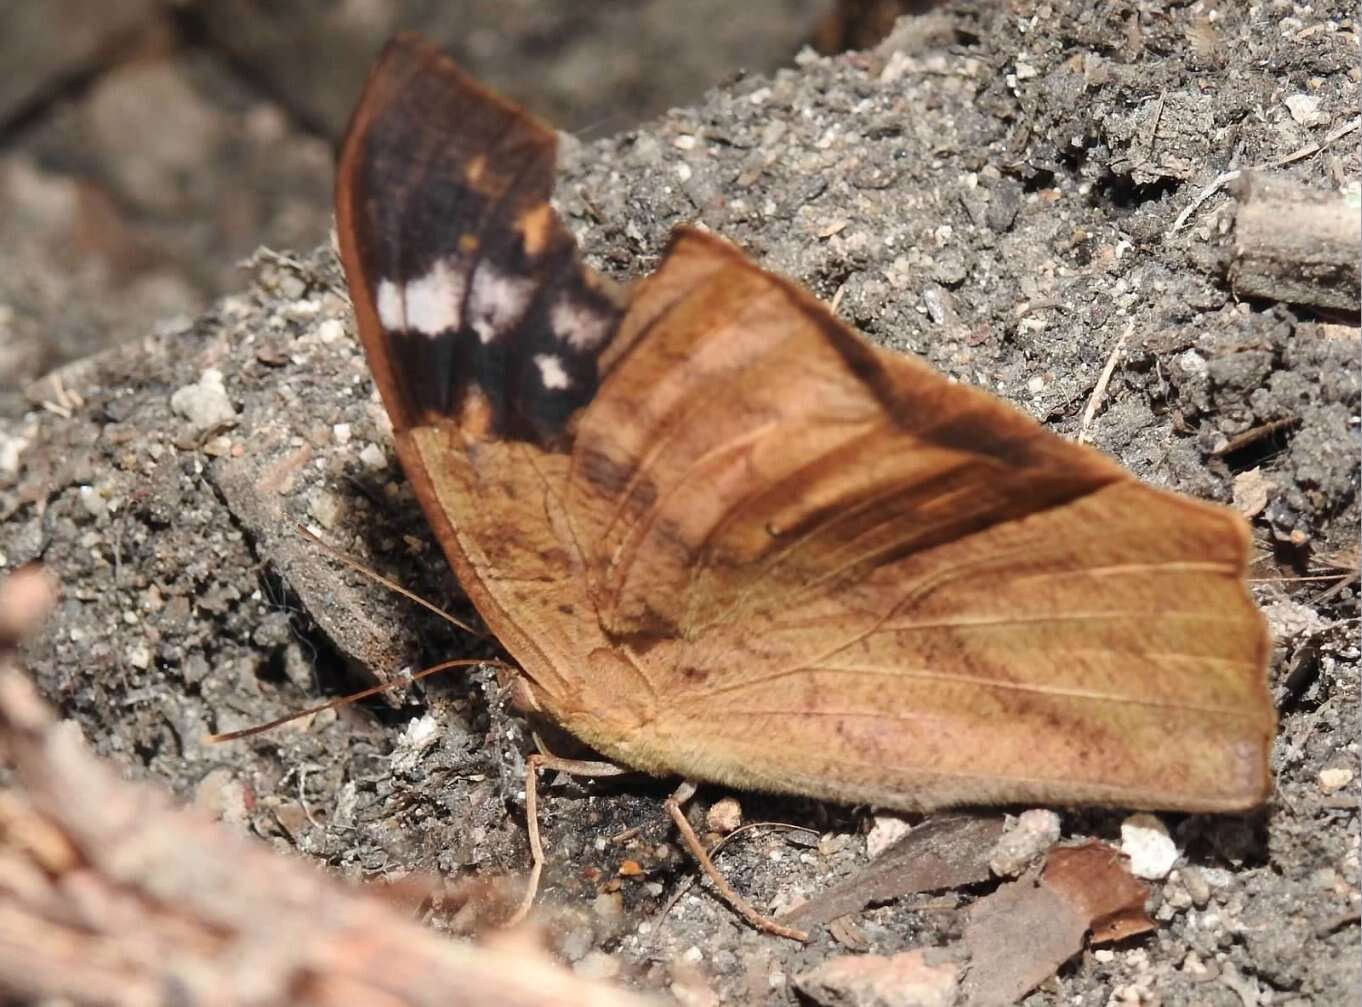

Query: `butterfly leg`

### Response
(506, 751, 630, 927)
(664, 782, 809, 942)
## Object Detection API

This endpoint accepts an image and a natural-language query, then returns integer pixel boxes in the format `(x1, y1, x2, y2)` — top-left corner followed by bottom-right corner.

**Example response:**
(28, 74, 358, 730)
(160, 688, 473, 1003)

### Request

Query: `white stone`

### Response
(990, 808, 1062, 876)
(1319, 767, 1354, 793)
(1121, 813, 1179, 879)
(316, 318, 345, 343)
(0, 430, 31, 476)
(358, 443, 389, 470)
(308, 491, 342, 530)
(867, 814, 912, 858)
(391, 714, 441, 773)
(170, 368, 236, 429)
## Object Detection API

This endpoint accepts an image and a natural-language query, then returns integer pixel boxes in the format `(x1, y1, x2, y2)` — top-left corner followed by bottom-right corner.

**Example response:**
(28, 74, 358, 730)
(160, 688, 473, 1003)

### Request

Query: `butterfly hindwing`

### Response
(564, 230, 1273, 812)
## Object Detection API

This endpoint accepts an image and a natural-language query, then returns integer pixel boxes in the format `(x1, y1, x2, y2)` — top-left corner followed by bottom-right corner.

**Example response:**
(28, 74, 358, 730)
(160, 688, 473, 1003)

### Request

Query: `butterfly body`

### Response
(337, 35, 1274, 819)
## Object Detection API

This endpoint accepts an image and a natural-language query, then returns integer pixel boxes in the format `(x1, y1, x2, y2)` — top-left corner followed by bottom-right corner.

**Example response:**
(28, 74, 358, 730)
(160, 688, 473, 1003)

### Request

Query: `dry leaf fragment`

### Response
(1041, 842, 1154, 944)
(959, 842, 1152, 1006)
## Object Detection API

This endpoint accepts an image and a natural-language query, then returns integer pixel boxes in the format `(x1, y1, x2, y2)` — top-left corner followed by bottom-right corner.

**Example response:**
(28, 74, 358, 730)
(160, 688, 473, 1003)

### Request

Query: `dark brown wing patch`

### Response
(335, 33, 621, 445)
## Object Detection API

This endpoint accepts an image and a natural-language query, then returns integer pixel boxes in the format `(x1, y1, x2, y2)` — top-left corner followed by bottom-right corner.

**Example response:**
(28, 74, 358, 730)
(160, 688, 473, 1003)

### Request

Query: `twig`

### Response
(1209, 416, 1300, 456)
(829, 281, 847, 316)
(1170, 170, 1242, 233)
(1144, 92, 1167, 165)
(1273, 116, 1361, 167)
(1078, 322, 1133, 444)
(0, 663, 652, 1007)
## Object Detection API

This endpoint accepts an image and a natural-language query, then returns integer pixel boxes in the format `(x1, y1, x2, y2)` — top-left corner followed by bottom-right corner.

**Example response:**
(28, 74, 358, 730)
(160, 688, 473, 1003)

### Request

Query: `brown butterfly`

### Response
(335, 34, 1274, 932)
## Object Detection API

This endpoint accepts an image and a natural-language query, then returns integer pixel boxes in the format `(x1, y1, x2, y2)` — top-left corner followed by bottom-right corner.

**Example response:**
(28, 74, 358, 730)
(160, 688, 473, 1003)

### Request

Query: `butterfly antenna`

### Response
(208, 657, 513, 742)
(296, 523, 486, 638)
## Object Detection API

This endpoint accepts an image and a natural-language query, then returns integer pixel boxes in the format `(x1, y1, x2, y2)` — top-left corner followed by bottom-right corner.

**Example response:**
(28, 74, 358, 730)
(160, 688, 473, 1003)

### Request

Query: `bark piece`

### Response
(0, 655, 650, 1007)
(780, 816, 1004, 930)
(1230, 172, 1362, 312)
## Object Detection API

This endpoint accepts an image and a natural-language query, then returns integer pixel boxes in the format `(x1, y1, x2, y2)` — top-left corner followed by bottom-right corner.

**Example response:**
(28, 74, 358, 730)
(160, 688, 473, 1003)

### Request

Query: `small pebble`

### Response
(359, 443, 389, 470)
(706, 796, 742, 835)
(170, 368, 236, 430)
(278, 273, 306, 299)
(1121, 813, 1179, 879)
(309, 491, 343, 530)
(990, 808, 1061, 876)
(1181, 865, 1212, 907)
(390, 715, 440, 773)
(1318, 767, 1353, 793)
(866, 814, 912, 858)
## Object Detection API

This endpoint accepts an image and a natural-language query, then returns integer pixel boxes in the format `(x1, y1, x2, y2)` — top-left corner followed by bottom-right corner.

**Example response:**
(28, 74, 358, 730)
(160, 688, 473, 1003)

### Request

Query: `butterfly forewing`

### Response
(335, 34, 626, 710)
(336, 33, 621, 444)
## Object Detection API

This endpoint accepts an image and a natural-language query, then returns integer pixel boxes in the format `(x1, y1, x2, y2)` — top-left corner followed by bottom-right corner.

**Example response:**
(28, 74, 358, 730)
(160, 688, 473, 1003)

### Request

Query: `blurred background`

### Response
(0, 0, 930, 416)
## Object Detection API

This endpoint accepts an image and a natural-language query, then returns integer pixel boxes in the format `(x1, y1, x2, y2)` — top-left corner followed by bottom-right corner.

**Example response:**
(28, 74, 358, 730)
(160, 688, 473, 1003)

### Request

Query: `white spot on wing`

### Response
(551, 296, 610, 350)
(534, 354, 571, 390)
(468, 263, 535, 344)
(404, 259, 465, 336)
(376, 279, 404, 330)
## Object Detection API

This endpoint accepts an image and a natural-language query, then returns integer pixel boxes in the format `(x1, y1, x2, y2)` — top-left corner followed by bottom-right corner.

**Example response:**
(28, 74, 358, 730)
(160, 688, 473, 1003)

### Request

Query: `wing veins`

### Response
(594, 288, 796, 614)
(691, 687, 1261, 717)
(710, 467, 1004, 629)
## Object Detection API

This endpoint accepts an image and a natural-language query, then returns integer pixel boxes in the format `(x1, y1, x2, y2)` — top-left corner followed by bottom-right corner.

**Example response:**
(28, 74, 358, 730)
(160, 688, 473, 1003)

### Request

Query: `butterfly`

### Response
(334, 33, 1274, 931)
